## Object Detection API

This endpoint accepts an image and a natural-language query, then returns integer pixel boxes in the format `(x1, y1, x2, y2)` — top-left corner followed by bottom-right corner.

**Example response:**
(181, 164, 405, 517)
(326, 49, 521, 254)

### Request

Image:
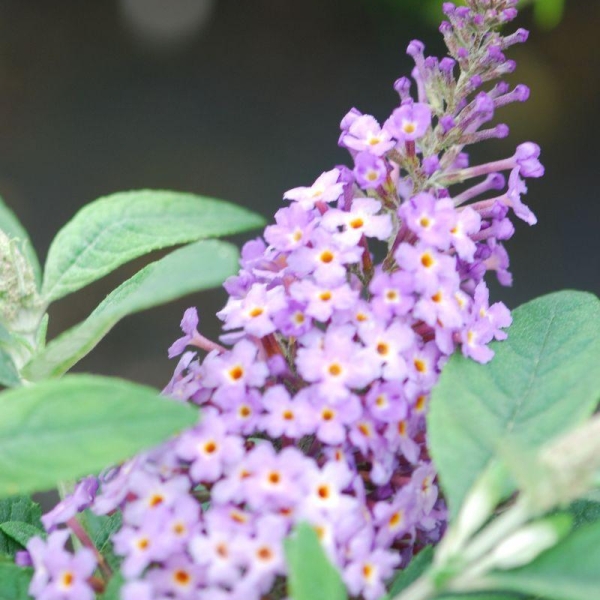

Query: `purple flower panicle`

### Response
(27, 2, 543, 599)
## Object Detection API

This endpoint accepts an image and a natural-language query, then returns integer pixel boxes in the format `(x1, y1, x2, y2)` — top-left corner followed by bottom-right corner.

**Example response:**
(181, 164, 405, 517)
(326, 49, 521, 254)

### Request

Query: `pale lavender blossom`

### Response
(41, 476, 98, 530)
(175, 410, 244, 483)
(283, 168, 344, 209)
(168, 307, 200, 358)
(321, 198, 392, 247)
(339, 113, 395, 156)
(287, 229, 362, 285)
(384, 102, 432, 142)
(289, 279, 358, 322)
(217, 283, 287, 337)
(353, 152, 388, 189)
(260, 385, 313, 439)
(28, 530, 96, 600)
(264, 204, 316, 252)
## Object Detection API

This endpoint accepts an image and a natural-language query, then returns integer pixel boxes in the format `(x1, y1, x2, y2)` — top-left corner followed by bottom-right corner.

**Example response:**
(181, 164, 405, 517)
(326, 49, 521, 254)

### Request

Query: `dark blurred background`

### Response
(0, 0, 598, 389)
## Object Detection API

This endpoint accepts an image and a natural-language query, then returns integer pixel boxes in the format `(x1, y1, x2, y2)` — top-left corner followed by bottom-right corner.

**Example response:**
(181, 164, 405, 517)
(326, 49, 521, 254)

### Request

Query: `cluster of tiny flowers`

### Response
(23, 2, 544, 599)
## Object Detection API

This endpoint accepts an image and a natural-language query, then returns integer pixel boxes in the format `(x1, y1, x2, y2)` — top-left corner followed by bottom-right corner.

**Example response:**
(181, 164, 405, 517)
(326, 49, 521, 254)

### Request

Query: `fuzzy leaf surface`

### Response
(0, 375, 197, 497)
(0, 497, 42, 557)
(284, 522, 347, 600)
(0, 522, 45, 549)
(41, 189, 264, 302)
(24, 240, 238, 380)
(0, 562, 32, 600)
(79, 510, 122, 571)
(428, 291, 600, 519)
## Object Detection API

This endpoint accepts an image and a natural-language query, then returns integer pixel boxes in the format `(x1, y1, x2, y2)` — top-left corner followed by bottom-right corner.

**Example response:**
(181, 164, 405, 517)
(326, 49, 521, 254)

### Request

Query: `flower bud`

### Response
(489, 514, 571, 570)
(435, 463, 508, 565)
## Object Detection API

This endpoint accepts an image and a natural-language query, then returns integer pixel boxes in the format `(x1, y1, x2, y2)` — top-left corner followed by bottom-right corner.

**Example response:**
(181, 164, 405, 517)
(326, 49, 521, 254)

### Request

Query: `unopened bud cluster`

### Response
(0, 231, 38, 327)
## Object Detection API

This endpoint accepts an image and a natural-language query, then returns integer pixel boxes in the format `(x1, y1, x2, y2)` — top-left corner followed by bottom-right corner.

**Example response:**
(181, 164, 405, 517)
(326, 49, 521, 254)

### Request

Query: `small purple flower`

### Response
(272, 300, 313, 337)
(344, 547, 400, 600)
(175, 409, 244, 483)
(373, 487, 416, 546)
(514, 142, 544, 178)
(264, 204, 316, 252)
(484, 238, 513, 286)
(369, 269, 415, 321)
(384, 102, 432, 142)
(147, 553, 203, 598)
(190, 525, 245, 587)
(283, 168, 344, 210)
(339, 114, 395, 156)
(168, 307, 200, 358)
(121, 581, 154, 600)
(322, 198, 392, 247)
(218, 283, 287, 338)
(399, 193, 455, 249)
(364, 382, 408, 424)
(215, 388, 264, 435)
(460, 319, 496, 363)
(260, 385, 314, 439)
(243, 445, 307, 511)
(202, 339, 269, 391)
(302, 389, 362, 445)
(113, 513, 174, 578)
(42, 476, 99, 531)
(506, 167, 537, 225)
(353, 152, 388, 189)
(296, 326, 379, 401)
(413, 282, 464, 330)
(287, 229, 362, 286)
(449, 206, 481, 261)
(242, 516, 288, 591)
(302, 460, 355, 515)
(123, 471, 190, 526)
(358, 320, 415, 381)
(290, 279, 358, 322)
(404, 341, 441, 387)
(395, 243, 458, 295)
(28, 531, 96, 600)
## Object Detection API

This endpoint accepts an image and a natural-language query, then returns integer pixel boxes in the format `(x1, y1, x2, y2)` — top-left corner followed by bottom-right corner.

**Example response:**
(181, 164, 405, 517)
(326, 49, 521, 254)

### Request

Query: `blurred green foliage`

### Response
(358, 0, 565, 30)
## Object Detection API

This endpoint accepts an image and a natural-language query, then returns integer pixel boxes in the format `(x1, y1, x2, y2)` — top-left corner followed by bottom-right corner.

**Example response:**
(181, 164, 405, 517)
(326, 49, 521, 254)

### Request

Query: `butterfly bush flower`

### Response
(26, 2, 544, 599)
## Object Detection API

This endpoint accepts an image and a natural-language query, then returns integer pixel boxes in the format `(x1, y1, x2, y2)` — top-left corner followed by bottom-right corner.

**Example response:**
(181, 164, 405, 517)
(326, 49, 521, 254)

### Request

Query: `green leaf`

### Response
(485, 520, 600, 600)
(0, 497, 42, 557)
(0, 522, 45, 549)
(41, 189, 265, 303)
(385, 547, 434, 598)
(0, 349, 20, 389)
(568, 500, 600, 530)
(0, 196, 41, 290)
(428, 291, 600, 519)
(100, 573, 124, 600)
(437, 594, 526, 599)
(0, 563, 32, 600)
(79, 510, 122, 571)
(532, 0, 565, 29)
(24, 240, 238, 380)
(284, 522, 347, 600)
(80, 510, 122, 551)
(0, 375, 197, 497)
